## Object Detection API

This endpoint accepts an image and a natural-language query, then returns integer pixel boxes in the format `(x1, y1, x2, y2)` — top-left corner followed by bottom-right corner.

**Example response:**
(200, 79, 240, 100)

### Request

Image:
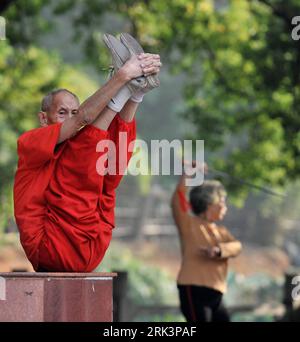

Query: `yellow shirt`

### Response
(171, 184, 242, 294)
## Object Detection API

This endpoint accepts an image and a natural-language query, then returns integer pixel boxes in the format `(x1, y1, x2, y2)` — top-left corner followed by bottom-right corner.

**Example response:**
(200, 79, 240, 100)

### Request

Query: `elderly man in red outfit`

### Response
(14, 35, 161, 272)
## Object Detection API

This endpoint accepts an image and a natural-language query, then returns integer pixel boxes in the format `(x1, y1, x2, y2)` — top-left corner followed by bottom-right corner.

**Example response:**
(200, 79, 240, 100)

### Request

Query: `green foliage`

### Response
(3, 0, 52, 46)
(2, 0, 300, 223)
(97, 242, 184, 321)
(226, 271, 283, 306)
(98, 242, 178, 307)
(48, 0, 300, 198)
(132, 313, 185, 323)
(226, 271, 284, 322)
(129, 0, 300, 194)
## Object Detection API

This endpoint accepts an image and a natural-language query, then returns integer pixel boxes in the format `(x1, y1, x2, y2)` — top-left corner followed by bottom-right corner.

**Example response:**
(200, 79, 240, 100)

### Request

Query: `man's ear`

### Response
(38, 111, 48, 127)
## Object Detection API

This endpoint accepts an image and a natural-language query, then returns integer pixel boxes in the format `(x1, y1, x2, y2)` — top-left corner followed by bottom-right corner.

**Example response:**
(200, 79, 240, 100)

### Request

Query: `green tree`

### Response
(1, 0, 52, 46)
(2, 0, 300, 221)
(43, 0, 300, 198)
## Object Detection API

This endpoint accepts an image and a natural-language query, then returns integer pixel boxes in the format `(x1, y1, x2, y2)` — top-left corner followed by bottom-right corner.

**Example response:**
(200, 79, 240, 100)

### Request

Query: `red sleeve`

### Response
(177, 189, 191, 212)
(98, 181, 116, 231)
(97, 114, 136, 232)
(17, 123, 62, 169)
(171, 187, 191, 233)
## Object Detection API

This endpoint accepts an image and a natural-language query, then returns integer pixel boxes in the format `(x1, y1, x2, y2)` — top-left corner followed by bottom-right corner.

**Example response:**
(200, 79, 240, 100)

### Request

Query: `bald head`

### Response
(39, 89, 80, 126)
(41, 89, 79, 112)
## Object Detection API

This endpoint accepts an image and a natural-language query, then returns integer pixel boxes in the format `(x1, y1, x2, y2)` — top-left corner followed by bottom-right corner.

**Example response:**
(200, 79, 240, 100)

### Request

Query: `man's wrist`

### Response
(116, 67, 131, 83)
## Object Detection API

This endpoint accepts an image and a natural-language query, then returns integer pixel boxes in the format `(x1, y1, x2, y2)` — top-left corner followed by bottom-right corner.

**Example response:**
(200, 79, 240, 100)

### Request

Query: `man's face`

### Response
(40, 91, 80, 126)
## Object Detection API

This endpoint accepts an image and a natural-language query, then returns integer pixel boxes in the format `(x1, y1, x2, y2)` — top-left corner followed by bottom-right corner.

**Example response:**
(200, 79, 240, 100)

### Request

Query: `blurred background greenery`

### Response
(1, 0, 300, 321)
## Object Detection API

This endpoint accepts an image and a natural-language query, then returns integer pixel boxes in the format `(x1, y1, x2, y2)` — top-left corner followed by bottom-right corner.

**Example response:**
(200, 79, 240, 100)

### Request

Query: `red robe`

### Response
(14, 114, 136, 272)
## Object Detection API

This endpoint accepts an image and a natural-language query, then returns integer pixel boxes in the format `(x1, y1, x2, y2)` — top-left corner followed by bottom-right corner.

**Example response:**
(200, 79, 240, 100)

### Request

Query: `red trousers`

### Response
(14, 114, 136, 272)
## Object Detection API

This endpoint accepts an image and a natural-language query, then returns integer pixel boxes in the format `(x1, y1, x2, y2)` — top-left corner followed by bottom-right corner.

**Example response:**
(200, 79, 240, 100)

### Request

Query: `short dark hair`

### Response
(189, 180, 227, 215)
(41, 88, 79, 112)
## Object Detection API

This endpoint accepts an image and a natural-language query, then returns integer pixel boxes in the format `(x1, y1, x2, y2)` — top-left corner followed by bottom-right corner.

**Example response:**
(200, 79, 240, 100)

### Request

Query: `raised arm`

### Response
(171, 161, 207, 231)
(171, 161, 207, 211)
(57, 55, 145, 144)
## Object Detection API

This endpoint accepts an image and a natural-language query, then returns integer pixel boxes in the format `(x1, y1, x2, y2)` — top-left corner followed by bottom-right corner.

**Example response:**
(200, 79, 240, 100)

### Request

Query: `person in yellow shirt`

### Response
(171, 161, 242, 322)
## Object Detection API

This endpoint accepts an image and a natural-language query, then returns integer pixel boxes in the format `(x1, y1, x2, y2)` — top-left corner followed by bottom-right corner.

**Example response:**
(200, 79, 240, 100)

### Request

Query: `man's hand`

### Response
(182, 160, 208, 174)
(199, 246, 221, 259)
(138, 53, 162, 76)
(119, 53, 162, 81)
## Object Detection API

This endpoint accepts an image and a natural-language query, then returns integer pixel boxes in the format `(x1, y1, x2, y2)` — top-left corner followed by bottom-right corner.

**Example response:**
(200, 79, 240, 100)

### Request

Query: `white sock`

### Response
(108, 85, 132, 112)
(130, 89, 145, 103)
